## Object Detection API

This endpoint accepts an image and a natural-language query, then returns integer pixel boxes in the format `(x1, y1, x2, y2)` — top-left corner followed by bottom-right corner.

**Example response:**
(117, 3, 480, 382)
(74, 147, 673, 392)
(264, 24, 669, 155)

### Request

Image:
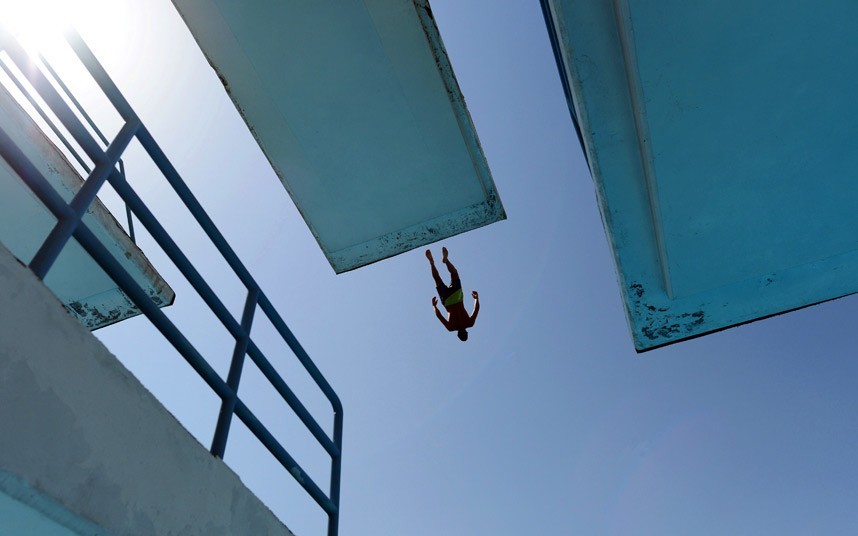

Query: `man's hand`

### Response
(432, 296, 438, 307)
(469, 290, 480, 324)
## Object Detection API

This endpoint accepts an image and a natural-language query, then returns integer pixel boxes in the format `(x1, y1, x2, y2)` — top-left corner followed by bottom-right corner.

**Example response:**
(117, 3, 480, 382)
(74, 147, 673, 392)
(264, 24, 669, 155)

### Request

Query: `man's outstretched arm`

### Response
(470, 291, 480, 324)
(432, 297, 453, 331)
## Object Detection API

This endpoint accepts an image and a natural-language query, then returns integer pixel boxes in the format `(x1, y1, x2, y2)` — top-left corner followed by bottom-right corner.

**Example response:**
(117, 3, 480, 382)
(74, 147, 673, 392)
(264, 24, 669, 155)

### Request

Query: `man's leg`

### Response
(426, 249, 445, 287)
(441, 247, 460, 284)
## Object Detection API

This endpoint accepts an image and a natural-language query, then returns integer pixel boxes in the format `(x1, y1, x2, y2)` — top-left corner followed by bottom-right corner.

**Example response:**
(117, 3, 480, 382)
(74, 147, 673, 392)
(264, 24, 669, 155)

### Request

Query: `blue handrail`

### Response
(0, 45, 136, 241)
(0, 26, 342, 536)
(38, 54, 137, 242)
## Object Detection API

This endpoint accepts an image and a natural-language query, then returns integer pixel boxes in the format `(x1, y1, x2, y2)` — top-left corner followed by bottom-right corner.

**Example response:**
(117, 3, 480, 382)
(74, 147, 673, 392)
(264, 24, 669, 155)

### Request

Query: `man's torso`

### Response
(437, 283, 472, 329)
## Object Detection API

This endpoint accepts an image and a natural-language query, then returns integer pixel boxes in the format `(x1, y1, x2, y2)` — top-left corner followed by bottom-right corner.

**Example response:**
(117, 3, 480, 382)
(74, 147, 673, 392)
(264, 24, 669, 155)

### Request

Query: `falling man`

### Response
(426, 247, 479, 341)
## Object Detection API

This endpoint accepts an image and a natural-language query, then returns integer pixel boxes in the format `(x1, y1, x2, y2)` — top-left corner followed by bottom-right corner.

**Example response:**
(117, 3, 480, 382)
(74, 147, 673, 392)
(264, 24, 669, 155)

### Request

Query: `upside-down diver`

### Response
(426, 247, 479, 341)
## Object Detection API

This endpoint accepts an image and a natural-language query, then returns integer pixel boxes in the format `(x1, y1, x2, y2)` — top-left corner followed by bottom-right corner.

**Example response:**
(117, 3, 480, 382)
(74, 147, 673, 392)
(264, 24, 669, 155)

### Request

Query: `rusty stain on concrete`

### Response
(629, 282, 705, 343)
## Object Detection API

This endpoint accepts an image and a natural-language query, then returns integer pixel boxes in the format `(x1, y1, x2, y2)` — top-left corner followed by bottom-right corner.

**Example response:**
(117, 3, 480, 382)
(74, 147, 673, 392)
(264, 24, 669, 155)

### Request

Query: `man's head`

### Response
(457, 329, 469, 342)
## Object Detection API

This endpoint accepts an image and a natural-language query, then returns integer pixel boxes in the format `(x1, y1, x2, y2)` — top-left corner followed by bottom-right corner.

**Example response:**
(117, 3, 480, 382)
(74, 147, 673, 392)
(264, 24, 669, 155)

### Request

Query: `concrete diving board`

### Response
(172, 0, 505, 272)
(0, 85, 175, 330)
(544, 0, 858, 351)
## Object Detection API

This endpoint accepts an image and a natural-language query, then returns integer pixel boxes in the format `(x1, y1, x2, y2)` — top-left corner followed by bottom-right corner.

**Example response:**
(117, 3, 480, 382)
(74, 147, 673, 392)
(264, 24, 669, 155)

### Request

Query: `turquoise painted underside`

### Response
(172, 0, 505, 272)
(546, 0, 858, 350)
(0, 469, 112, 535)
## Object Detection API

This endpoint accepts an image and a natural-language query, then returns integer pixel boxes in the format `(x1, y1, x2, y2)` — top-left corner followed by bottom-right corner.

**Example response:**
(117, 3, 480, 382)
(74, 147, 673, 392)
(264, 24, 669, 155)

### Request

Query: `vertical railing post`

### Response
(118, 159, 136, 242)
(211, 287, 259, 458)
(328, 409, 344, 536)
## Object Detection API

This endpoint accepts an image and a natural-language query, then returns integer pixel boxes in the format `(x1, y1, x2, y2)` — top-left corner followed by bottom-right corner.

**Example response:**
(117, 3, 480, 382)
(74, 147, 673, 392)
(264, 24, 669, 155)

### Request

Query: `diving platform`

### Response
(544, 0, 858, 350)
(172, 0, 505, 272)
(0, 82, 174, 330)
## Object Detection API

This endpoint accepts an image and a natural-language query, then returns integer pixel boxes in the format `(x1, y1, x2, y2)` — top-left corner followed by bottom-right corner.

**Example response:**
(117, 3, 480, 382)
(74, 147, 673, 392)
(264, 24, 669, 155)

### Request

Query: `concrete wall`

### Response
(0, 243, 293, 536)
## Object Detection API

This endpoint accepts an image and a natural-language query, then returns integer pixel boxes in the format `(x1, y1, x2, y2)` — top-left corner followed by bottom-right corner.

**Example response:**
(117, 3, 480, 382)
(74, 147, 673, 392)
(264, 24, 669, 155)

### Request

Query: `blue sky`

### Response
(34, 0, 858, 534)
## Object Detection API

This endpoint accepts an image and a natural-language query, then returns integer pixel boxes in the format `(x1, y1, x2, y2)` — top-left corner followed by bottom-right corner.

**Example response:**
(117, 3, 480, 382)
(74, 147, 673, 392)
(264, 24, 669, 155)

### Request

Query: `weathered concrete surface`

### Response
(0, 84, 174, 330)
(0, 243, 293, 536)
(544, 0, 858, 351)
(171, 0, 505, 272)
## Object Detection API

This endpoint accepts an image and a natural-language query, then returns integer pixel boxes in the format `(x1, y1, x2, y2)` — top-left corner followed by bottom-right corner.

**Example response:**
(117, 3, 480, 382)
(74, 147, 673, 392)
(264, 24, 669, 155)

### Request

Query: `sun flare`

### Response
(0, 0, 75, 57)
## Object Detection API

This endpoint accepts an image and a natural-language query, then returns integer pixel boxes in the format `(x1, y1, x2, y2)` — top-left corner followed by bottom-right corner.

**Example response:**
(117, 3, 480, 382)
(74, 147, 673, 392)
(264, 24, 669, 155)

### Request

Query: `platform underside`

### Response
(545, 0, 858, 350)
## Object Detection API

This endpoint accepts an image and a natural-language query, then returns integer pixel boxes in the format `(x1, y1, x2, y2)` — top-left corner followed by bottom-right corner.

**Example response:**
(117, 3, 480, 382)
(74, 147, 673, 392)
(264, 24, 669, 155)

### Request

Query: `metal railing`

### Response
(0, 26, 342, 536)
(0, 49, 136, 242)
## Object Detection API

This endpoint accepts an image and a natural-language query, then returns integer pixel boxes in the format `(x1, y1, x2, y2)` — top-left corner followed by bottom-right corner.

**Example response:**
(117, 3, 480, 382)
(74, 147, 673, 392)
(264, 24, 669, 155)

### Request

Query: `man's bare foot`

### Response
(425, 249, 434, 263)
(442, 246, 448, 262)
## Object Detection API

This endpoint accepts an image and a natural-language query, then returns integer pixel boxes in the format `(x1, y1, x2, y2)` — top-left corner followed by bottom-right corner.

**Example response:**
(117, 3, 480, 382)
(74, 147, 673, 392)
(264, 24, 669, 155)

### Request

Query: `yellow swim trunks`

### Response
(443, 288, 464, 307)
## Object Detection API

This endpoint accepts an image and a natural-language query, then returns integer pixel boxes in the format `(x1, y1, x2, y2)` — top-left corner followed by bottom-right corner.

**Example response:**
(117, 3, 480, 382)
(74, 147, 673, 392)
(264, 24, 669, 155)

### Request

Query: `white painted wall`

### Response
(0, 243, 294, 536)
